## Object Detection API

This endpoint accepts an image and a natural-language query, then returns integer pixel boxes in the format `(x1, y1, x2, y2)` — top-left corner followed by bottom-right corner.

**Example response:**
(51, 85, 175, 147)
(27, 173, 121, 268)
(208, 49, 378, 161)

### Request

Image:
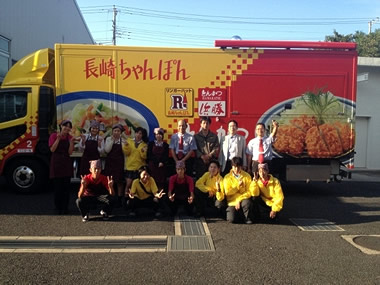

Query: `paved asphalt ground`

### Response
(0, 171, 379, 284)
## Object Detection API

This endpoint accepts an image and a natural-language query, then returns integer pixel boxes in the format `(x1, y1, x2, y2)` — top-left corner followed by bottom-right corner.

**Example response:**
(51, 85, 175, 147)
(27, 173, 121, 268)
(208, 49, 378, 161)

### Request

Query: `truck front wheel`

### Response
(6, 159, 47, 193)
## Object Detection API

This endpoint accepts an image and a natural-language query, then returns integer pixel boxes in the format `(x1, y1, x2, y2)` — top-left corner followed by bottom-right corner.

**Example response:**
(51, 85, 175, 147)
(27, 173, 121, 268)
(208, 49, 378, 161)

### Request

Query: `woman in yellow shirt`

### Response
(127, 166, 165, 218)
(194, 160, 224, 217)
(221, 157, 253, 224)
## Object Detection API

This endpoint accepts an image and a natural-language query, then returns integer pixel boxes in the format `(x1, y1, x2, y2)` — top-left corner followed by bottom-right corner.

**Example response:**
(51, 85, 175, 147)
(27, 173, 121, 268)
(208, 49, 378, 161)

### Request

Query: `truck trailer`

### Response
(0, 40, 357, 193)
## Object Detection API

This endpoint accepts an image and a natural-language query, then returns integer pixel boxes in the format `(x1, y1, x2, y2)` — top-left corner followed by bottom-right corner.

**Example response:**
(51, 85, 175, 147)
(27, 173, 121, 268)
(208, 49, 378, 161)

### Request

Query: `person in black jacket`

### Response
(147, 127, 169, 190)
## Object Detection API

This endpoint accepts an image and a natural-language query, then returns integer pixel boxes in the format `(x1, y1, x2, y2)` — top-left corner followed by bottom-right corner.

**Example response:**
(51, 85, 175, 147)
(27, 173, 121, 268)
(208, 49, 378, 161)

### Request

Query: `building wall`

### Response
(0, 0, 93, 65)
(356, 57, 380, 170)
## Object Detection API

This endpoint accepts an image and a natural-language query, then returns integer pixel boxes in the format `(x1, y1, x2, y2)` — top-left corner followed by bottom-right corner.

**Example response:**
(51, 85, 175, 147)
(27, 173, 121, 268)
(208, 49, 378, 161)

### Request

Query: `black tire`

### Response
(5, 159, 47, 194)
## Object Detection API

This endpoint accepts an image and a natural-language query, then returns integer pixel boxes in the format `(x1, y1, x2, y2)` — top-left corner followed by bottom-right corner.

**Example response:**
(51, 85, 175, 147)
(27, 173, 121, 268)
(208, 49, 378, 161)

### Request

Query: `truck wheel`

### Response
(6, 159, 47, 193)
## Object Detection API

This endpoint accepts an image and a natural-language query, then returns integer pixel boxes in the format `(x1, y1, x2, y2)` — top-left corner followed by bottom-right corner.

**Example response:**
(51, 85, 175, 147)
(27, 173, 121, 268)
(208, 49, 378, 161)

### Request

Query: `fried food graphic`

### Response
(272, 91, 355, 158)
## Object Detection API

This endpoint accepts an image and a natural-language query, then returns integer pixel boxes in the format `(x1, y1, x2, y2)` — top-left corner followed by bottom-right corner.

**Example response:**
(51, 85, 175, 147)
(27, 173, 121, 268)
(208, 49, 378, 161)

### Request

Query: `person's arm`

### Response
(270, 120, 279, 138)
(195, 173, 210, 193)
(187, 175, 194, 204)
(78, 175, 88, 198)
(68, 136, 75, 155)
(182, 149, 194, 162)
(97, 136, 105, 154)
(49, 133, 60, 152)
(78, 134, 87, 151)
(104, 137, 113, 153)
(122, 139, 132, 156)
(271, 178, 284, 212)
(139, 142, 148, 160)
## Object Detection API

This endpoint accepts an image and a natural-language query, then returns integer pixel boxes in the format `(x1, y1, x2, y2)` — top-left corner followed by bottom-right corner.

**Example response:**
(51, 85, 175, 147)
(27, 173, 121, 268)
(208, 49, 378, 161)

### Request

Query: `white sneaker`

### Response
(82, 214, 89, 222)
(100, 210, 109, 220)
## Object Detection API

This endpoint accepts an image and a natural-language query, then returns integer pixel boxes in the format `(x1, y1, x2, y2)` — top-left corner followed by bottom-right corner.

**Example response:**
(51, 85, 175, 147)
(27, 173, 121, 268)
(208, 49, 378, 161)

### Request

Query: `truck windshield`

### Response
(0, 90, 27, 123)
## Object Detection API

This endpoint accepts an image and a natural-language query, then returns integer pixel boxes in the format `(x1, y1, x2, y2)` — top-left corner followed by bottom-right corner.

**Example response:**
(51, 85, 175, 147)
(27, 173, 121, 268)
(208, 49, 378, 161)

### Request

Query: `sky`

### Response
(76, 0, 380, 47)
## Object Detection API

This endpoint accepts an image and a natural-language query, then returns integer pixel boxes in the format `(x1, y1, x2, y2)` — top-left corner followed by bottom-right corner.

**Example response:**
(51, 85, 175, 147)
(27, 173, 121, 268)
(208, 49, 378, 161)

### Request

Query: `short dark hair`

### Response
(228, 119, 238, 128)
(200, 116, 211, 124)
(135, 127, 148, 143)
(138, 165, 151, 177)
(256, 122, 265, 128)
(231, 156, 243, 167)
(208, 160, 220, 169)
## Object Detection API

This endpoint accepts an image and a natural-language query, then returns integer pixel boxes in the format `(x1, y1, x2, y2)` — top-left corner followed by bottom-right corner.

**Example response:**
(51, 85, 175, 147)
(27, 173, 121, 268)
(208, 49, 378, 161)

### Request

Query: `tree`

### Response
(325, 29, 380, 57)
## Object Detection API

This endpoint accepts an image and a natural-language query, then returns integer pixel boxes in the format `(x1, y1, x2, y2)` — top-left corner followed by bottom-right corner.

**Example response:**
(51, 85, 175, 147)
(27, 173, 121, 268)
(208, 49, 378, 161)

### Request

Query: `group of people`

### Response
(49, 116, 284, 224)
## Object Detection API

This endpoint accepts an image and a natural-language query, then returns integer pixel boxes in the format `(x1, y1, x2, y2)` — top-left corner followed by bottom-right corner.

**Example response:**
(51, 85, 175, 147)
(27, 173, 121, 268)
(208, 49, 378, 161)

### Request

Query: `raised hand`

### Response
(107, 176, 113, 188)
(80, 175, 87, 188)
(155, 189, 166, 199)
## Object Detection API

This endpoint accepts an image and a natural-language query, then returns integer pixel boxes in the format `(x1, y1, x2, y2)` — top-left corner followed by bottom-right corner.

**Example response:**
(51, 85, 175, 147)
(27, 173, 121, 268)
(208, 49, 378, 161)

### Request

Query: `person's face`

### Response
(200, 120, 209, 132)
(208, 162, 219, 176)
(135, 130, 143, 141)
(90, 167, 101, 179)
(90, 127, 99, 136)
(228, 122, 237, 135)
(178, 120, 187, 134)
(112, 128, 121, 138)
(61, 123, 72, 134)
(232, 165, 241, 175)
(140, 170, 150, 183)
(259, 168, 269, 179)
(176, 167, 185, 177)
(155, 132, 163, 141)
(256, 124, 265, 137)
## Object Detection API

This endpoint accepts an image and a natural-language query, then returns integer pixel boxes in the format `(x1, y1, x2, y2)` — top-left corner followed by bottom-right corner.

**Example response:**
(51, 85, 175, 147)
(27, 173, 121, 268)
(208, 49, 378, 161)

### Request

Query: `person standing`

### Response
(169, 119, 197, 176)
(194, 116, 220, 179)
(123, 127, 148, 196)
(219, 156, 253, 224)
(246, 120, 278, 179)
(147, 127, 169, 190)
(103, 124, 125, 206)
(250, 163, 284, 222)
(76, 159, 115, 222)
(78, 121, 104, 176)
(49, 120, 75, 214)
(219, 120, 247, 176)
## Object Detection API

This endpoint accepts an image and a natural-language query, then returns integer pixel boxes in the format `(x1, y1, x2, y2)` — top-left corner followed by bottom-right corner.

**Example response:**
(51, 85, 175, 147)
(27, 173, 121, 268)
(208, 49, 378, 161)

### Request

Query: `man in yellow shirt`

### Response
(194, 160, 224, 217)
(250, 163, 284, 222)
(220, 157, 253, 224)
(127, 166, 165, 218)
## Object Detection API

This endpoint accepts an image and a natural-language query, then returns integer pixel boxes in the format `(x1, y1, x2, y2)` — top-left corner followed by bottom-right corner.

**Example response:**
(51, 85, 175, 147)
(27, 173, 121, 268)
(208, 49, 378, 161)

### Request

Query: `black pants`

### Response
(52, 177, 71, 213)
(76, 195, 114, 217)
(251, 196, 279, 221)
(194, 188, 218, 216)
(127, 196, 162, 213)
(226, 198, 252, 223)
(167, 196, 194, 216)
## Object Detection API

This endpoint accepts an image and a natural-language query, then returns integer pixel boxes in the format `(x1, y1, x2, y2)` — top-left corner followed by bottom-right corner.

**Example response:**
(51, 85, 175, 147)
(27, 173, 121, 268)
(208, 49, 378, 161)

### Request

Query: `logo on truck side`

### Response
(84, 58, 190, 81)
(166, 88, 193, 116)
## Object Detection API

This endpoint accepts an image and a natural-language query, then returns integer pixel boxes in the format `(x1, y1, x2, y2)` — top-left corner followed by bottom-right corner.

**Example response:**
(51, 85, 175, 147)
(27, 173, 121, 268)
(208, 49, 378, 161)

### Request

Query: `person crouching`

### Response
(250, 163, 284, 222)
(127, 166, 166, 218)
(167, 161, 195, 216)
(76, 160, 115, 222)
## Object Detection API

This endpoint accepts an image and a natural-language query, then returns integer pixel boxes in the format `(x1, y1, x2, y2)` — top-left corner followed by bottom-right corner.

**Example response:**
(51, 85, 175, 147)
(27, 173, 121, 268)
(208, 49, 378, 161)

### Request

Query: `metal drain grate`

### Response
(179, 216, 206, 236)
(167, 236, 215, 251)
(290, 218, 344, 231)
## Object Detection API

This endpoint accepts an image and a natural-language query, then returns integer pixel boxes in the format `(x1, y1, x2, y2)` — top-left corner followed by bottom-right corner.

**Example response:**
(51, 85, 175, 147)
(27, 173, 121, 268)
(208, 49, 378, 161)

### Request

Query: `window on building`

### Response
(0, 36, 10, 82)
